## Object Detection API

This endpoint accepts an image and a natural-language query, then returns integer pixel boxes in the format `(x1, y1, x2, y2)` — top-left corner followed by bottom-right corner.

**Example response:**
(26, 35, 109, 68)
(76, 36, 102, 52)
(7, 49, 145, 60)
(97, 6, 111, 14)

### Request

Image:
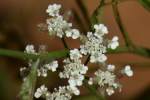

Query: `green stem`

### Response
(90, 0, 105, 27)
(0, 48, 69, 60)
(131, 46, 150, 57)
(112, 0, 133, 48)
(0, 47, 150, 61)
(76, 0, 91, 29)
(103, 0, 136, 6)
(72, 9, 87, 33)
(107, 46, 129, 54)
(84, 78, 105, 100)
(61, 37, 69, 49)
(19, 59, 40, 100)
(84, 55, 90, 65)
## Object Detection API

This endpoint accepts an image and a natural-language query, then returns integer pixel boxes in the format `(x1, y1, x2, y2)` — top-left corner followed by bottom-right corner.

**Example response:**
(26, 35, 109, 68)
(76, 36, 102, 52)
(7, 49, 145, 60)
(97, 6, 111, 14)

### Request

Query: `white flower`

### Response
(106, 87, 115, 96)
(20, 67, 27, 72)
(94, 24, 108, 38)
(90, 53, 107, 63)
(94, 69, 116, 87)
(37, 60, 59, 77)
(71, 29, 80, 39)
(88, 78, 93, 85)
(70, 49, 82, 60)
(59, 59, 88, 87)
(46, 4, 80, 39)
(47, 16, 72, 38)
(49, 86, 72, 100)
(80, 45, 88, 55)
(68, 74, 84, 87)
(67, 86, 80, 95)
(108, 36, 119, 50)
(65, 30, 72, 37)
(34, 85, 48, 98)
(35, 85, 79, 100)
(80, 31, 107, 63)
(87, 68, 123, 96)
(25, 45, 36, 54)
(107, 64, 115, 72)
(113, 83, 121, 89)
(45, 60, 58, 72)
(37, 68, 48, 77)
(65, 29, 80, 39)
(46, 4, 61, 17)
(122, 65, 133, 77)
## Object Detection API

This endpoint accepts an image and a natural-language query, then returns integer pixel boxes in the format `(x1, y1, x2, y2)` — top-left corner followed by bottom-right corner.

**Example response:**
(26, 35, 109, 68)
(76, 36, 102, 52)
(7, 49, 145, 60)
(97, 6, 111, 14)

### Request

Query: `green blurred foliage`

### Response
(139, 0, 150, 11)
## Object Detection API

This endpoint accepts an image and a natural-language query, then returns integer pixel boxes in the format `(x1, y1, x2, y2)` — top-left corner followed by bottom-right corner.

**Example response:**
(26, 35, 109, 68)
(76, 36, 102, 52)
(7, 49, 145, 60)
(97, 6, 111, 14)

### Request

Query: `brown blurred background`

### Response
(0, 0, 150, 100)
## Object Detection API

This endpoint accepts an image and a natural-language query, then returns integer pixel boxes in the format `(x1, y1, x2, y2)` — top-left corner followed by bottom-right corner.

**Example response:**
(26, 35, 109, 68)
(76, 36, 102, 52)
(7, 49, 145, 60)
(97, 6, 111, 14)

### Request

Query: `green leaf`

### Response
(19, 59, 40, 100)
(139, 0, 150, 11)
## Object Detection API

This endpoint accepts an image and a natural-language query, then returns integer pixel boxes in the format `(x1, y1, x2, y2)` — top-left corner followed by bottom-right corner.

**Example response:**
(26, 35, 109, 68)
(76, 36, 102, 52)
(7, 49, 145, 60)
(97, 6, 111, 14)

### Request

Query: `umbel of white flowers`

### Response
(20, 3, 133, 100)
(46, 4, 80, 39)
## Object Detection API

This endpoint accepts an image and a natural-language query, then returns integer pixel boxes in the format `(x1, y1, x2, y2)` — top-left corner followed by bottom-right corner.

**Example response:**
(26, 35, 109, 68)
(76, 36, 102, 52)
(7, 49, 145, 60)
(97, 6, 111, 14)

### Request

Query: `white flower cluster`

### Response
(31, 3, 133, 100)
(88, 64, 133, 96)
(121, 65, 133, 77)
(108, 36, 119, 50)
(24, 44, 47, 55)
(37, 60, 58, 77)
(80, 24, 119, 63)
(34, 85, 48, 98)
(80, 32, 107, 63)
(88, 65, 118, 96)
(34, 48, 88, 100)
(69, 49, 82, 61)
(34, 85, 80, 100)
(25, 44, 37, 54)
(46, 4, 80, 39)
(58, 49, 87, 89)
(56, 49, 88, 99)
(46, 4, 61, 17)
(94, 24, 108, 38)
(23, 45, 59, 78)
(59, 58, 88, 87)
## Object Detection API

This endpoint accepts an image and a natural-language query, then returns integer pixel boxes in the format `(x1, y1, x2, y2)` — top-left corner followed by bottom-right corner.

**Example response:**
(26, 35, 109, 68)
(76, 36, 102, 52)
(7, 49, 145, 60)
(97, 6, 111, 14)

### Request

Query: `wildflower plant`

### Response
(22, 3, 133, 100)
(0, 0, 150, 100)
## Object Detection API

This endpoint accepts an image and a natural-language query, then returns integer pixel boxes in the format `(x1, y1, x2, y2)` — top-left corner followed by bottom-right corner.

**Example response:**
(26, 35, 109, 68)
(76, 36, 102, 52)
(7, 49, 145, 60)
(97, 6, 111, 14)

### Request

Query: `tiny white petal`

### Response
(46, 4, 61, 17)
(108, 36, 119, 50)
(106, 87, 115, 96)
(65, 30, 72, 37)
(88, 78, 93, 85)
(123, 65, 133, 77)
(107, 64, 115, 72)
(25, 45, 36, 54)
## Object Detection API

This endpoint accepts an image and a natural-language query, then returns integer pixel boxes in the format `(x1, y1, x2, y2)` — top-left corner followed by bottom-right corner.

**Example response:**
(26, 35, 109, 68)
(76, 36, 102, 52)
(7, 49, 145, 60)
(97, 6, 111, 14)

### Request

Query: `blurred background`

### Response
(0, 0, 150, 100)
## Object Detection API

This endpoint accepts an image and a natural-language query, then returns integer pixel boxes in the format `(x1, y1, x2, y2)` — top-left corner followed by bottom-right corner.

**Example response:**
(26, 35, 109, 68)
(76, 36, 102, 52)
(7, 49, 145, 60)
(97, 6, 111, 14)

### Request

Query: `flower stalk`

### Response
(19, 59, 40, 100)
(112, 0, 134, 48)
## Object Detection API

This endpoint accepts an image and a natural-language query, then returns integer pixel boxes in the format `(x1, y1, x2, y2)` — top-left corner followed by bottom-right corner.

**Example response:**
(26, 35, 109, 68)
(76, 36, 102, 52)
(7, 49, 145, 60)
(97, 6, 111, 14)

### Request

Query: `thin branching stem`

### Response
(61, 37, 69, 49)
(90, 0, 105, 28)
(112, 0, 133, 48)
(19, 59, 40, 100)
(0, 48, 69, 60)
(76, 0, 91, 29)
(84, 78, 105, 100)
(0, 46, 149, 61)
(72, 9, 87, 33)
